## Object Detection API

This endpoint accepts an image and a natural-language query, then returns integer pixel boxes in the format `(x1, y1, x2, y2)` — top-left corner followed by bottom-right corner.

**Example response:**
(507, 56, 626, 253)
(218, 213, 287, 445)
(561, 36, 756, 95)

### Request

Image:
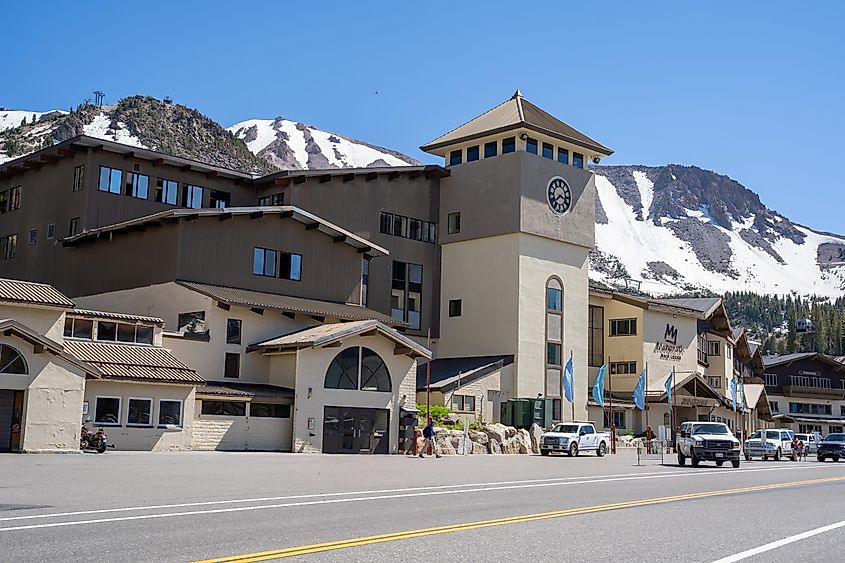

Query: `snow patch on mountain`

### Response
(0, 109, 66, 133)
(83, 113, 146, 148)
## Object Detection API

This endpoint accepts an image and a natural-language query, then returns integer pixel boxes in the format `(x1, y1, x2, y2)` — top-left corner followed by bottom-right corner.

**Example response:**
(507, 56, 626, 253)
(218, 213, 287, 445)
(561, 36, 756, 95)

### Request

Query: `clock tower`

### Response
(421, 91, 613, 421)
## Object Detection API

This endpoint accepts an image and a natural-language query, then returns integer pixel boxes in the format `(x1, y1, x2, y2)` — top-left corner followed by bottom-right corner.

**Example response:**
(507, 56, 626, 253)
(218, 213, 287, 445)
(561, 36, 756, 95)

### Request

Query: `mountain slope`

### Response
(591, 165, 845, 297)
(228, 118, 420, 169)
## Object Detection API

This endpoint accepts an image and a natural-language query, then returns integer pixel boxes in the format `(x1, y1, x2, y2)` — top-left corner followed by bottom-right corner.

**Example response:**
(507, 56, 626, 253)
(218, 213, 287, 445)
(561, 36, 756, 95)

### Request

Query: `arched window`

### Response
(360, 348, 391, 392)
(324, 347, 392, 392)
(0, 344, 27, 374)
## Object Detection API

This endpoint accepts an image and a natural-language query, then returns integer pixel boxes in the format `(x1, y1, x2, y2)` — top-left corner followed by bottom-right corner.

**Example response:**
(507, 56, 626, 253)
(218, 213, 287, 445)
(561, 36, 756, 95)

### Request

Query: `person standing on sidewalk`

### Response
(419, 418, 441, 458)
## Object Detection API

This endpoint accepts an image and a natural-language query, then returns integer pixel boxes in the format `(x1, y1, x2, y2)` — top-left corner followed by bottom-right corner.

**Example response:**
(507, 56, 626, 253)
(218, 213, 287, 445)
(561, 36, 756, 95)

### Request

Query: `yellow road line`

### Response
(194, 476, 845, 563)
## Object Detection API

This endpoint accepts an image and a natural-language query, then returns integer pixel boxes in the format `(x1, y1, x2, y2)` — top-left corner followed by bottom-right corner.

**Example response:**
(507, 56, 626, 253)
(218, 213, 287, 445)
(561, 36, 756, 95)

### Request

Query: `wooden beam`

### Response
(127, 224, 146, 232)
(184, 214, 200, 222)
(408, 170, 421, 179)
(274, 177, 290, 187)
(356, 246, 371, 254)
(215, 301, 231, 311)
(342, 173, 356, 182)
(57, 148, 75, 157)
(206, 170, 218, 178)
(218, 212, 233, 221)
(282, 311, 296, 320)
(361, 328, 379, 337)
(123, 151, 135, 160)
(332, 235, 347, 244)
(394, 345, 413, 356)
(388, 171, 401, 181)
(181, 164, 192, 172)
(90, 144, 104, 152)
(153, 158, 165, 166)
(365, 172, 378, 181)
(279, 210, 294, 219)
(250, 211, 264, 220)
(250, 307, 265, 316)
(305, 222, 320, 231)
(310, 315, 325, 323)
(319, 174, 332, 183)
(291, 175, 306, 185)
(323, 341, 342, 348)
(32, 343, 45, 354)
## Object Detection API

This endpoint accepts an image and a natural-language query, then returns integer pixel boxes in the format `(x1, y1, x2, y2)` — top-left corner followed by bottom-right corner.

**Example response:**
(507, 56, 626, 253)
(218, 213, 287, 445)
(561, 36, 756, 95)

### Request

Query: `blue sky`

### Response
(5, 1, 843, 232)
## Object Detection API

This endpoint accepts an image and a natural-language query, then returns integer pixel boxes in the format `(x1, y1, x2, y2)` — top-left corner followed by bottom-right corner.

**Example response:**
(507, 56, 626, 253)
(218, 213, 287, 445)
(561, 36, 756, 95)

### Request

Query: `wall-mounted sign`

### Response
(678, 396, 716, 408)
(664, 323, 679, 345)
(82, 401, 89, 415)
(307, 417, 315, 431)
(547, 176, 572, 215)
(654, 342, 684, 362)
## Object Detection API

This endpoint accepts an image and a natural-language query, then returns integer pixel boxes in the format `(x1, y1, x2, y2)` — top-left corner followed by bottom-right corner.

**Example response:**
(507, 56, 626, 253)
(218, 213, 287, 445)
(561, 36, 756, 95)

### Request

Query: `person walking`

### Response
(419, 418, 441, 458)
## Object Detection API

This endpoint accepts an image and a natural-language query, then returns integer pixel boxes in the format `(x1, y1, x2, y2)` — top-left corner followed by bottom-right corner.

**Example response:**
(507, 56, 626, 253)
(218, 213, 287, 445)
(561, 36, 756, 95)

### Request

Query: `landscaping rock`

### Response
(500, 437, 521, 454)
(471, 442, 487, 455)
(470, 431, 489, 445)
(529, 423, 544, 454)
(437, 437, 456, 456)
(483, 423, 508, 444)
(487, 438, 501, 454)
(517, 429, 532, 454)
(505, 426, 517, 439)
(442, 413, 461, 424)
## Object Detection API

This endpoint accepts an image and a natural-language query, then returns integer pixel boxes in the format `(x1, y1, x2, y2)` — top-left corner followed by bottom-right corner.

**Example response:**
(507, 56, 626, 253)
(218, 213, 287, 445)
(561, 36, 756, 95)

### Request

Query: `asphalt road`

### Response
(2, 451, 844, 562)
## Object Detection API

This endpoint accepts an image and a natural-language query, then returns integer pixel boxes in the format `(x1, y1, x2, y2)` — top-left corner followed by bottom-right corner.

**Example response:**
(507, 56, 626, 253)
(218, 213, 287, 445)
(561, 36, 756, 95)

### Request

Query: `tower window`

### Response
(449, 150, 462, 166)
(484, 141, 497, 158)
(542, 143, 554, 159)
(526, 137, 538, 154)
(502, 137, 516, 154)
(448, 299, 462, 318)
(557, 148, 569, 165)
(466, 145, 479, 162)
(573, 152, 585, 169)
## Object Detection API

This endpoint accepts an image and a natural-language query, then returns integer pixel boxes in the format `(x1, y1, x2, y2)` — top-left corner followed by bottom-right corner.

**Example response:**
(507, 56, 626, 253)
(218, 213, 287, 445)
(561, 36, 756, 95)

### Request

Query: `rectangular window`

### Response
(280, 252, 302, 281)
(177, 311, 206, 335)
(770, 401, 779, 413)
(98, 166, 123, 194)
(68, 217, 80, 237)
(542, 142, 554, 159)
(226, 318, 242, 344)
(391, 261, 422, 330)
(257, 196, 270, 206)
(484, 141, 497, 158)
(547, 342, 562, 366)
(765, 373, 777, 387)
(127, 398, 153, 427)
(136, 325, 153, 345)
(466, 145, 479, 162)
(526, 137, 538, 154)
(546, 287, 562, 311)
(379, 212, 393, 235)
(183, 184, 203, 209)
(253, 247, 277, 277)
(9, 186, 20, 210)
(610, 318, 637, 336)
(448, 299, 462, 318)
(129, 173, 149, 199)
(707, 341, 721, 356)
(409, 218, 422, 241)
(156, 178, 178, 205)
(588, 305, 605, 367)
(0, 190, 7, 213)
(830, 425, 844, 434)
(449, 149, 462, 166)
(789, 403, 832, 415)
(117, 323, 136, 343)
(393, 215, 408, 238)
(604, 410, 626, 429)
(707, 376, 721, 389)
(224, 352, 240, 379)
(94, 396, 121, 426)
(209, 190, 230, 209)
(250, 403, 291, 418)
(73, 165, 85, 191)
(361, 258, 369, 307)
(1, 234, 17, 260)
(502, 137, 516, 154)
(70, 318, 94, 339)
(573, 152, 585, 169)
(451, 395, 476, 412)
(557, 147, 569, 165)
(97, 321, 117, 341)
(271, 193, 284, 205)
(47, 223, 55, 240)
(447, 212, 461, 234)
(610, 362, 638, 375)
(158, 400, 183, 427)
(201, 400, 246, 416)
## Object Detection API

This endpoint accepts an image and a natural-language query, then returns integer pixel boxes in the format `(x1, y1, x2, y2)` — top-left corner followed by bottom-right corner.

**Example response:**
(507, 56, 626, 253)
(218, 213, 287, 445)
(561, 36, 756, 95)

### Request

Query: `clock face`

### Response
(547, 177, 572, 215)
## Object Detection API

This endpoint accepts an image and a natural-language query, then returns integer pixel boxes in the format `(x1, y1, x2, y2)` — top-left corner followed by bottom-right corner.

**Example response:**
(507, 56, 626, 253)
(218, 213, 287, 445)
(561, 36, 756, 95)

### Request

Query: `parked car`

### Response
(793, 433, 819, 455)
(817, 433, 845, 462)
(743, 429, 796, 461)
(677, 421, 741, 468)
(540, 422, 609, 457)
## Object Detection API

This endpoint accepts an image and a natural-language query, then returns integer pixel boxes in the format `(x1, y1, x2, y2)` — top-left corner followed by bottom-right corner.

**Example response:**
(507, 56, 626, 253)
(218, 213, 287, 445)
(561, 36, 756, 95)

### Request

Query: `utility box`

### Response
(510, 399, 532, 428)
(502, 398, 554, 429)
(500, 400, 513, 427)
(530, 398, 554, 429)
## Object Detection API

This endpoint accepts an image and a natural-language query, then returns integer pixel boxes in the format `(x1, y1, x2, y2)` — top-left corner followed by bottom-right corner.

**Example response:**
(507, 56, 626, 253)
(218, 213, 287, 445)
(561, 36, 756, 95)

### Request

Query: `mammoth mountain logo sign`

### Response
(654, 323, 683, 361)
(664, 324, 678, 345)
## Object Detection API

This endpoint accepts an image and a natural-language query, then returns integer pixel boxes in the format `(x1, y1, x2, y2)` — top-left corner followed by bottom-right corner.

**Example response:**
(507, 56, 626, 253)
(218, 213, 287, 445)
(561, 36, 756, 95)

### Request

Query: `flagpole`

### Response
(570, 351, 575, 422)
(644, 361, 649, 440)
(609, 355, 615, 455)
(671, 366, 676, 453)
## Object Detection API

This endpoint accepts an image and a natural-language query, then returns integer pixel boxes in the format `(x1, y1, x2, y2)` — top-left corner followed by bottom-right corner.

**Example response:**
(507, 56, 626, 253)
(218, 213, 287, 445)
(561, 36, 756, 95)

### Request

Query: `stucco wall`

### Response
(0, 304, 66, 343)
(83, 380, 195, 451)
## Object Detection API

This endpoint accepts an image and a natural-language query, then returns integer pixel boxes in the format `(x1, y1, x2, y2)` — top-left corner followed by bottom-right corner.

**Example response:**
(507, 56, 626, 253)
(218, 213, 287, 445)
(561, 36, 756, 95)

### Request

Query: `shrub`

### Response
(415, 404, 452, 424)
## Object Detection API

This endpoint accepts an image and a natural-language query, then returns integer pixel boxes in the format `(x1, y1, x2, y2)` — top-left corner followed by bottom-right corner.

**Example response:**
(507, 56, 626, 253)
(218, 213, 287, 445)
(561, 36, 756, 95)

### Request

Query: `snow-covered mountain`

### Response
(228, 118, 419, 169)
(0, 109, 66, 133)
(591, 165, 845, 297)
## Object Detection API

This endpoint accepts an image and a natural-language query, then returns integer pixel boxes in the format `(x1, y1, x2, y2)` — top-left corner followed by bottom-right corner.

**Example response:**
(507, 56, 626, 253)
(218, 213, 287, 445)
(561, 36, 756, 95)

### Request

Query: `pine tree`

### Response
(787, 304, 798, 353)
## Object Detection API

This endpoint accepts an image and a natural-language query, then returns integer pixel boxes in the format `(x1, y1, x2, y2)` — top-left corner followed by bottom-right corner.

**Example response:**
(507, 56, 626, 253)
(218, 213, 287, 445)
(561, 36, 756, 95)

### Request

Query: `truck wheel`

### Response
(596, 442, 607, 457)
(691, 453, 700, 468)
(716, 461, 724, 467)
(731, 459, 740, 468)
(677, 452, 686, 466)
(774, 448, 781, 461)
(568, 442, 578, 457)
(818, 456, 826, 462)
(540, 449, 550, 456)
(834, 456, 840, 462)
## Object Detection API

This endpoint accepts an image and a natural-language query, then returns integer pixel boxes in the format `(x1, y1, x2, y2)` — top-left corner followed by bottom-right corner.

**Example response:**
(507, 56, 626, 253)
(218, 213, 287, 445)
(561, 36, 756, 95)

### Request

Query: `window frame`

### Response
(280, 251, 302, 281)
(226, 318, 242, 345)
(557, 147, 569, 165)
(250, 402, 291, 418)
(609, 318, 637, 337)
(156, 178, 179, 205)
(588, 305, 605, 368)
(447, 212, 461, 235)
(502, 137, 516, 154)
(547, 342, 562, 366)
(98, 166, 123, 194)
(542, 142, 554, 159)
(183, 184, 204, 209)
(93, 396, 122, 426)
(572, 152, 585, 169)
(449, 149, 462, 166)
(126, 397, 154, 428)
(253, 247, 278, 277)
(224, 352, 241, 379)
(526, 137, 538, 154)
(201, 400, 246, 417)
(451, 394, 476, 413)
(73, 164, 85, 191)
(466, 145, 479, 162)
(707, 341, 721, 356)
(158, 399, 183, 428)
(448, 298, 462, 318)
(130, 172, 150, 199)
(484, 141, 497, 158)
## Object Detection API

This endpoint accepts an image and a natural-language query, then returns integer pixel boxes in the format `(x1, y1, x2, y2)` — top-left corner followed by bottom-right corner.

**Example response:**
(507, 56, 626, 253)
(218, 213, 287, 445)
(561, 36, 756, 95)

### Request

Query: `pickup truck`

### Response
(743, 428, 796, 461)
(677, 421, 741, 468)
(540, 422, 609, 457)
(817, 433, 845, 462)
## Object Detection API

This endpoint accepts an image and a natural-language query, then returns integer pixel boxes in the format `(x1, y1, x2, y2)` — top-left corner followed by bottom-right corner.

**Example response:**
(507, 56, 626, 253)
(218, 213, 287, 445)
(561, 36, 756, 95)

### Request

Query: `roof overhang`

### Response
(0, 319, 101, 377)
(256, 165, 449, 187)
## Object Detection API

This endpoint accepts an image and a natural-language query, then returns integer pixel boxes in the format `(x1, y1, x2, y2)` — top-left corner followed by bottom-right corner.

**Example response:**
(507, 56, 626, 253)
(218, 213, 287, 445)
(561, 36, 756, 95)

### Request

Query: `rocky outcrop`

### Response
(529, 424, 544, 454)
(422, 424, 543, 456)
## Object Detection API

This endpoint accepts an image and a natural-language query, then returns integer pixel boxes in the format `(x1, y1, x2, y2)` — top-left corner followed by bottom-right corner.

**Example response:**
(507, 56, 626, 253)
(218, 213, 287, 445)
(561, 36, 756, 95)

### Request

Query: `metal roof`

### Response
(63, 340, 203, 384)
(197, 381, 294, 399)
(62, 206, 388, 257)
(257, 164, 449, 186)
(761, 352, 845, 369)
(178, 281, 404, 327)
(420, 91, 613, 156)
(416, 355, 513, 391)
(248, 319, 431, 359)
(69, 309, 165, 326)
(0, 278, 75, 309)
(0, 318, 100, 377)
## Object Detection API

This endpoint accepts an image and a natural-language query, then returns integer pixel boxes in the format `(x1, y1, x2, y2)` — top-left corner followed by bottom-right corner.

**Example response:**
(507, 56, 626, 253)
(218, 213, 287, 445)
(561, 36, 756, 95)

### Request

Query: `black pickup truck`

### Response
(817, 433, 845, 462)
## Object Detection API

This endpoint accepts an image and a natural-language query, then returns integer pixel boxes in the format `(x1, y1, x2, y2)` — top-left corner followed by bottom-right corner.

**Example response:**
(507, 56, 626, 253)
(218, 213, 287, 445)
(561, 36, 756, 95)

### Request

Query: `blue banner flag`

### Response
(730, 377, 738, 412)
(664, 373, 673, 408)
(740, 381, 746, 415)
(563, 356, 574, 403)
(633, 368, 646, 411)
(592, 364, 607, 407)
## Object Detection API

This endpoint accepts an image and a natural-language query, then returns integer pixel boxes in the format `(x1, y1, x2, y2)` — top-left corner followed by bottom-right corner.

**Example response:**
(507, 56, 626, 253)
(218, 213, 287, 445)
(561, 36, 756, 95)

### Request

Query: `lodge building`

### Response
(0, 91, 618, 452)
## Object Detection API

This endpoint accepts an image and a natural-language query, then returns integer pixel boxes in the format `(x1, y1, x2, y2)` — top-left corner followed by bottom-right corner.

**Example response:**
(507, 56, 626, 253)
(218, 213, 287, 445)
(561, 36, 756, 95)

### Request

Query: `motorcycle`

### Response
(80, 426, 110, 453)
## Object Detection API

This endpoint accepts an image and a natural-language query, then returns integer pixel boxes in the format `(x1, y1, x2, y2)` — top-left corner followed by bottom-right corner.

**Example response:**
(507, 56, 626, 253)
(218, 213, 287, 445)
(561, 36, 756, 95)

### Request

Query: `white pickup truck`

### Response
(677, 421, 741, 468)
(540, 422, 610, 457)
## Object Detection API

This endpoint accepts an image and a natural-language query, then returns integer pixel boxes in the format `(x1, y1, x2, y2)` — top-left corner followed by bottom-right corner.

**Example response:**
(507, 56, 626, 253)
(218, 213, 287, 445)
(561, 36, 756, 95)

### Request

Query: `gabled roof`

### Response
(178, 281, 403, 327)
(0, 278, 75, 309)
(69, 309, 165, 326)
(61, 206, 388, 257)
(247, 319, 431, 359)
(591, 288, 724, 321)
(420, 91, 613, 156)
(416, 355, 513, 392)
(197, 381, 294, 399)
(0, 319, 100, 377)
(646, 371, 724, 403)
(742, 384, 772, 420)
(63, 340, 203, 384)
(762, 352, 844, 370)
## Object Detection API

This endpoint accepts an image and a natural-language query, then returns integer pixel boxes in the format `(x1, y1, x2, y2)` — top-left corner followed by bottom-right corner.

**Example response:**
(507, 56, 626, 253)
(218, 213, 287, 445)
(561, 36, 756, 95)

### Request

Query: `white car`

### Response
(540, 422, 609, 457)
(743, 429, 796, 461)
(676, 421, 741, 468)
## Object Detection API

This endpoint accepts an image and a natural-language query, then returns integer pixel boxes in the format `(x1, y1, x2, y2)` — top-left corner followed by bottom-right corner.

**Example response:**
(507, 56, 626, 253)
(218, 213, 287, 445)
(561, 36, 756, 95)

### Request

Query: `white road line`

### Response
(712, 520, 845, 562)
(0, 464, 817, 523)
(0, 464, 830, 533)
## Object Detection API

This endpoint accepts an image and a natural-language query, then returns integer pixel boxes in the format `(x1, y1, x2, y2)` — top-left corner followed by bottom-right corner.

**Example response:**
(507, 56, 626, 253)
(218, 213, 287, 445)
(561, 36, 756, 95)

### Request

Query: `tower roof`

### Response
(420, 92, 613, 156)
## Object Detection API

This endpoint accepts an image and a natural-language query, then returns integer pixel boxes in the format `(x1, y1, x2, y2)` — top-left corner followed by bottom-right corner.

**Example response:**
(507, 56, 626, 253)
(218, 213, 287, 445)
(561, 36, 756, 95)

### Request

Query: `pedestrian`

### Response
(419, 418, 441, 458)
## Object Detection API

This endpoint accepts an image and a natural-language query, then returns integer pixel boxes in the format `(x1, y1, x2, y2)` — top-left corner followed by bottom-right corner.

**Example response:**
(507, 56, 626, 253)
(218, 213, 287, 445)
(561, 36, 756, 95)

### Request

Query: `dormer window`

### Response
(449, 150, 462, 166)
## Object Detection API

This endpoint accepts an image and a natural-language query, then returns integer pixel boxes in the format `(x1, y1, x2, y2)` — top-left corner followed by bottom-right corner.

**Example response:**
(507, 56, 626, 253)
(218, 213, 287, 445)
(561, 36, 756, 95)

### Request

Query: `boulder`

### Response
(442, 413, 461, 424)
(529, 423, 544, 454)
(483, 423, 508, 444)
(471, 442, 487, 455)
(517, 429, 532, 454)
(505, 426, 517, 439)
(436, 437, 456, 455)
(487, 438, 501, 454)
(470, 431, 489, 445)
(501, 437, 521, 454)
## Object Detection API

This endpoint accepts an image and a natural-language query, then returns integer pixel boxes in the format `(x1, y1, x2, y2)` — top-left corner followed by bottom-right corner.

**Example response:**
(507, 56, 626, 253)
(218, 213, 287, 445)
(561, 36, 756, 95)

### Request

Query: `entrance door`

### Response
(0, 390, 17, 452)
(322, 406, 390, 454)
